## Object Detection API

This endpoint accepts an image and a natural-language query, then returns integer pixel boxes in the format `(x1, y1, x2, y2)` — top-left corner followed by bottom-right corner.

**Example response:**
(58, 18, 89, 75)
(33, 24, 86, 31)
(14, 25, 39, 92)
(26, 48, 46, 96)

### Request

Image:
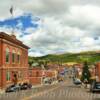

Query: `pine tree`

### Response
(81, 61, 91, 83)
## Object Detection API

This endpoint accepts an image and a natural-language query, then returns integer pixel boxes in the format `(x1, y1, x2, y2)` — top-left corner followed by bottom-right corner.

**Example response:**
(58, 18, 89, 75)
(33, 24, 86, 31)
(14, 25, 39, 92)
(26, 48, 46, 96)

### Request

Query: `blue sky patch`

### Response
(0, 13, 40, 36)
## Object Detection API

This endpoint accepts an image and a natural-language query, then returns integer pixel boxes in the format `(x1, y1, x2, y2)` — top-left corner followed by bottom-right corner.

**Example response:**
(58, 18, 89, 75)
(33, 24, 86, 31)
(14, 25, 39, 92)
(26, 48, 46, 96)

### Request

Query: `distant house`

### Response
(29, 67, 57, 85)
(0, 32, 29, 88)
(29, 67, 42, 85)
(73, 64, 83, 78)
(89, 65, 96, 80)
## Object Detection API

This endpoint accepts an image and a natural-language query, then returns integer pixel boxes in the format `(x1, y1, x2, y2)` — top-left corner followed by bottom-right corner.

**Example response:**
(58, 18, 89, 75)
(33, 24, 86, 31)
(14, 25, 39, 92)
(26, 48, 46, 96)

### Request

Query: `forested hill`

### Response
(28, 51, 100, 65)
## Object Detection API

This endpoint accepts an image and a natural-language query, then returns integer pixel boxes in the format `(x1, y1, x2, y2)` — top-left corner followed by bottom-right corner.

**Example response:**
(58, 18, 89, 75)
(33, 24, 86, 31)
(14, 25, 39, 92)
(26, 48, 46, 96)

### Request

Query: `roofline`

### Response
(0, 32, 30, 49)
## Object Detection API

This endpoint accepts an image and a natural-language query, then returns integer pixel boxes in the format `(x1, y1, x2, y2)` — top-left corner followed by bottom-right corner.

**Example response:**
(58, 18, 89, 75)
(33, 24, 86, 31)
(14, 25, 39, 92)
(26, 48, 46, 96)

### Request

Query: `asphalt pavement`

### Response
(0, 78, 100, 100)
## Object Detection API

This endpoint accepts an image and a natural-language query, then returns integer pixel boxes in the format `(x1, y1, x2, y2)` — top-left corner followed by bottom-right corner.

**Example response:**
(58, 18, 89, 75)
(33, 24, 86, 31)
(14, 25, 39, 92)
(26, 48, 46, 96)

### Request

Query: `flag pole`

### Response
(10, 6, 14, 35)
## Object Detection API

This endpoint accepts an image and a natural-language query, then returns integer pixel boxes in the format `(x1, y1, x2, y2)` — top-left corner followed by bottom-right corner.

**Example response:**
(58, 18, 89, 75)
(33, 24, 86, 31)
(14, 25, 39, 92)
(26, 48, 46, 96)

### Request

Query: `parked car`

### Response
(58, 78, 63, 82)
(90, 81, 100, 93)
(43, 78, 52, 84)
(20, 83, 32, 90)
(73, 78, 82, 85)
(5, 84, 20, 93)
(58, 76, 64, 82)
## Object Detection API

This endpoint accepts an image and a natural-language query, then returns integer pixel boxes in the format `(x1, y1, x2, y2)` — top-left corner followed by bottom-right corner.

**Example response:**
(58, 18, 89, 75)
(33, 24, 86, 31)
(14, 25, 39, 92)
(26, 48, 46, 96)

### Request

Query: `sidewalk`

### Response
(32, 80, 58, 88)
(0, 81, 59, 95)
(32, 84, 43, 89)
(0, 89, 5, 94)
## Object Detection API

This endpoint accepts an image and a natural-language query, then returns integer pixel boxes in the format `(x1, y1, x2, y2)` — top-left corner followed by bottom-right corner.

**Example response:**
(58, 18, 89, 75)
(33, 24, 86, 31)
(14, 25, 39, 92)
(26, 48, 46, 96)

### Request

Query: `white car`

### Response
(73, 78, 82, 85)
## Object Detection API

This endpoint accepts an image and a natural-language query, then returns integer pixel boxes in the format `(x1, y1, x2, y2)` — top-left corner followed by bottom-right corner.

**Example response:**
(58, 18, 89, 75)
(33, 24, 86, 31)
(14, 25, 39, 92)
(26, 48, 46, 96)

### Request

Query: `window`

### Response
(18, 71, 21, 78)
(6, 71, 10, 81)
(12, 50, 15, 63)
(6, 48, 10, 63)
(17, 52, 20, 64)
(17, 55, 20, 63)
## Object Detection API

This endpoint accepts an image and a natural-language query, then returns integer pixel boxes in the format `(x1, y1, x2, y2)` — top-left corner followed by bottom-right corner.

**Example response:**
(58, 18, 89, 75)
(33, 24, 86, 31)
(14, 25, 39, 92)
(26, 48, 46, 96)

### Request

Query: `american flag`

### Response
(10, 6, 13, 15)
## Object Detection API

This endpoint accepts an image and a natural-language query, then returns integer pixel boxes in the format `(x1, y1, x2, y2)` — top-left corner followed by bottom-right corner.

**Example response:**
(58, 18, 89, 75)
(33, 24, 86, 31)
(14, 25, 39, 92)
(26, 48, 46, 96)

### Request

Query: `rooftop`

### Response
(0, 32, 30, 49)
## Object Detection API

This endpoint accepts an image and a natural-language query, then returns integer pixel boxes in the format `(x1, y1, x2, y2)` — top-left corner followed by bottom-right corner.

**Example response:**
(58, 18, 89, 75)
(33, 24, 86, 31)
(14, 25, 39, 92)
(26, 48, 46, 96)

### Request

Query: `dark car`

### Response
(90, 81, 100, 93)
(20, 83, 32, 90)
(5, 84, 20, 93)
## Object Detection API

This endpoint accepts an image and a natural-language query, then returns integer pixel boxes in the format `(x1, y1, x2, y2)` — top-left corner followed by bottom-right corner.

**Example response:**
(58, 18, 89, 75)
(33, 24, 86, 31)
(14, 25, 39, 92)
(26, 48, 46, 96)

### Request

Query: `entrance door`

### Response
(12, 71, 18, 85)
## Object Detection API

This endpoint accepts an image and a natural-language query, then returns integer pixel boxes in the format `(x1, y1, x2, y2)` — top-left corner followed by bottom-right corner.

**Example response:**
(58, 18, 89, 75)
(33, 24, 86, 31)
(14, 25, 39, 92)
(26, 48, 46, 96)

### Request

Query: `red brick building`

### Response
(29, 68, 42, 85)
(0, 32, 29, 88)
(96, 63, 100, 81)
(29, 68, 57, 85)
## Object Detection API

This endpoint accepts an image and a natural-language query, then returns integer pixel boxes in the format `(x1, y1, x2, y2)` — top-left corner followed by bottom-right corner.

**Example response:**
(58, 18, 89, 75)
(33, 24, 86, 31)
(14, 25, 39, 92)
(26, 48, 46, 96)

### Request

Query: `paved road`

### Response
(0, 83, 61, 100)
(22, 79, 100, 100)
(0, 78, 100, 100)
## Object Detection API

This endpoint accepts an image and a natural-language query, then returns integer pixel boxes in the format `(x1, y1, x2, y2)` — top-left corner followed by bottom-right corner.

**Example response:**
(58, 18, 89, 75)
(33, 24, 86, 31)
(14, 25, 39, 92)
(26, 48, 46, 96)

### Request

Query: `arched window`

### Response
(6, 48, 10, 63)
(12, 50, 15, 63)
(17, 52, 20, 64)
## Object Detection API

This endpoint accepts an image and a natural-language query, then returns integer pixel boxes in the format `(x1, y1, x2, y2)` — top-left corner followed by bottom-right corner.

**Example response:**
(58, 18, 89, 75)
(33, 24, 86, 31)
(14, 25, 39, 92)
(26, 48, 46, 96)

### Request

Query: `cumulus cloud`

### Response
(0, 0, 100, 56)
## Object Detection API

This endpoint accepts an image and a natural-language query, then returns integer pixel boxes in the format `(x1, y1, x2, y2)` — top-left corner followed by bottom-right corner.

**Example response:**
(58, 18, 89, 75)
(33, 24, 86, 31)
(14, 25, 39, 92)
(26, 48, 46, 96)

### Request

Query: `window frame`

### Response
(17, 52, 20, 64)
(5, 48, 10, 64)
(6, 71, 10, 81)
(12, 50, 16, 63)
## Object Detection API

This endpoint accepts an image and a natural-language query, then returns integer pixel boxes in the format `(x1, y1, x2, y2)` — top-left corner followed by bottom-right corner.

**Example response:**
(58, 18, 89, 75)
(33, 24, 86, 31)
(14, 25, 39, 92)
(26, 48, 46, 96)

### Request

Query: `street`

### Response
(22, 79, 100, 100)
(0, 78, 100, 100)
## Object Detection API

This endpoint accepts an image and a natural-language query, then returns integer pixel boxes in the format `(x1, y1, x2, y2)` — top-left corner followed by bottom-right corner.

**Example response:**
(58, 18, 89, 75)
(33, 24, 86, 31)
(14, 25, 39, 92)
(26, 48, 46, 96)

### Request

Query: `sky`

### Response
(0, 0, 100, 56)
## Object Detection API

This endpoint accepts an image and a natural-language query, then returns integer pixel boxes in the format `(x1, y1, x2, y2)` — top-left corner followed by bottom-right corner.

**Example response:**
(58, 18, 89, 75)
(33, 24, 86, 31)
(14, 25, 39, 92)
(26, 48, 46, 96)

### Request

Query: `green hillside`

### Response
(28, 51, 100, 66)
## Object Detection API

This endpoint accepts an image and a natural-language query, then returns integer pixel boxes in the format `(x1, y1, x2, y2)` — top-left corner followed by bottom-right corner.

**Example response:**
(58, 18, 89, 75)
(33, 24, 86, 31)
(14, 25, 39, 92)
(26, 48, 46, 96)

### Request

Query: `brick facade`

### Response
(96, 63, 100, 81)
(0, 32, 29, 88)
(29, 68, 57, 85)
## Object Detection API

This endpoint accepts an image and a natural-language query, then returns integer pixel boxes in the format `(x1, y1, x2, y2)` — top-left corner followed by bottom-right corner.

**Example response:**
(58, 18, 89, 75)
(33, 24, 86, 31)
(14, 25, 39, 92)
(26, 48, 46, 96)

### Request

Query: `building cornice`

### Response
(0, 38, 28, 51)
(0, 32, 30, 49)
